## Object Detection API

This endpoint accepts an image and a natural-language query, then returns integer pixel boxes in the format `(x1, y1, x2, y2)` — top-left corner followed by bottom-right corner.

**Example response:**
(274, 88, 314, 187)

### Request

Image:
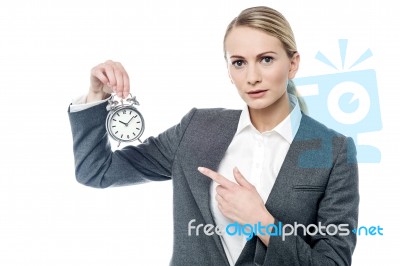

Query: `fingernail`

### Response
(198, 167, 204, 173)
(234, 167, 239, 173)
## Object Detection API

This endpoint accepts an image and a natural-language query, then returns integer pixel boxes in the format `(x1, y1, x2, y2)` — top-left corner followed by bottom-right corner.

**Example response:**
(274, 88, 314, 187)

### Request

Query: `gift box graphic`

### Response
(294, 39, 382, 164)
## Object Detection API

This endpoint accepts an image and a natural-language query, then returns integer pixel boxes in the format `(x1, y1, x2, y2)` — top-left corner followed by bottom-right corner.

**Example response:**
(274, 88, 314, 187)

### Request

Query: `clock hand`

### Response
(119, 120, 128, 126)
(126, 115, 137, 125)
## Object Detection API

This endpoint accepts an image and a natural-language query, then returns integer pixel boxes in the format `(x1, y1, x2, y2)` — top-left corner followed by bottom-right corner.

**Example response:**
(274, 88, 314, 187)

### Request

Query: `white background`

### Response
(0, 0, 399, 265)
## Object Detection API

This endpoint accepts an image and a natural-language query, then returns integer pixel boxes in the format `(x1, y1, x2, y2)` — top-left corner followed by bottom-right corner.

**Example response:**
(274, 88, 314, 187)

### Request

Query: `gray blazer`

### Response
(68, 101, 359, 266)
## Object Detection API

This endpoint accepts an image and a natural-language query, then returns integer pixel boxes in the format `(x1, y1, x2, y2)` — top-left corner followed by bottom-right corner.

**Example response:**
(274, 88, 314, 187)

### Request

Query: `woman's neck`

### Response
(248, 92, 291, 133)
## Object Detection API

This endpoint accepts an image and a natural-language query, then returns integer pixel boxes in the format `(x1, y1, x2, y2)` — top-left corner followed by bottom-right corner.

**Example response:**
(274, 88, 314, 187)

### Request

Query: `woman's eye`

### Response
(232, 60, 245, 68)
(261, 56, 273, 64)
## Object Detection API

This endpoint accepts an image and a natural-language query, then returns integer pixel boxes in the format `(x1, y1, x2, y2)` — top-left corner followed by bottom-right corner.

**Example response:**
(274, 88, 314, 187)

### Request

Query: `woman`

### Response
(69, 6, 359, 266)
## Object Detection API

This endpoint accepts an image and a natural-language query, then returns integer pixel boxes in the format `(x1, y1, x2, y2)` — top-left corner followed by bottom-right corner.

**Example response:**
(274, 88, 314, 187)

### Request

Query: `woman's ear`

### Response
(288, 52, 300, 79)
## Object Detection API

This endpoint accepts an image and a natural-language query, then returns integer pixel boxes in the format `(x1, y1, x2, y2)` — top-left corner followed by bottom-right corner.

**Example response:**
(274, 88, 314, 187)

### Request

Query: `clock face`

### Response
(107, 107, 144, 142)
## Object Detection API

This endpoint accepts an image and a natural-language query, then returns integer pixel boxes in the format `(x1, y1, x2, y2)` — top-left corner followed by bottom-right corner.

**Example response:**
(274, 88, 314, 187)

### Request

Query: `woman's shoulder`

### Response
(298, 114, 357, 165)
(299, 113, 347, 140)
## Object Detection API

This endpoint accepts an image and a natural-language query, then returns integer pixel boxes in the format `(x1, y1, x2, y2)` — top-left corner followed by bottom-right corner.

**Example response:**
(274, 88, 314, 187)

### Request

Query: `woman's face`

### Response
(224, 26, 299, 110)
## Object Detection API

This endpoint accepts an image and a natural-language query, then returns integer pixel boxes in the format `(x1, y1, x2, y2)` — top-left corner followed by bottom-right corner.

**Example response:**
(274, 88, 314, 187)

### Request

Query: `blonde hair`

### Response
(224, 6, 297, 58)
(224, 6, 307, 113)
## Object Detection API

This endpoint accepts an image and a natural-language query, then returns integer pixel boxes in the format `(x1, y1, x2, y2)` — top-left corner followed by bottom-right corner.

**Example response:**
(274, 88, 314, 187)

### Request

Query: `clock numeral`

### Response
(121, 134, 124, 138)
(117, 113, 120, 117)
(115, 131, 119, 134)
(133, 115, 137, 118)
(112, 126, 116, 128)
(136, 128, 140, 130)
(137, 121, 141, 123)
(130, 111, 132, 115)
(123, 110, 126, 114)
(127, 135, 130, 139)
(112, 119, 116, 121)
(132, 132, 136, 136)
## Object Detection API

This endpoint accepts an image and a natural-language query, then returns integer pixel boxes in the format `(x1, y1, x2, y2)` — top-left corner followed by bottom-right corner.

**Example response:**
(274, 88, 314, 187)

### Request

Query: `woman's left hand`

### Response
(198, 166, 270, 225)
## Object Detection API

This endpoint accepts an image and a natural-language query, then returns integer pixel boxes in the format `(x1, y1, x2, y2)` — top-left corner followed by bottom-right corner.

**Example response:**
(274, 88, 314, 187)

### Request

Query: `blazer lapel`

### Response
(266, 114, 328, 220)
(182, 109, 241, 264)
(246, 115, 332, 265)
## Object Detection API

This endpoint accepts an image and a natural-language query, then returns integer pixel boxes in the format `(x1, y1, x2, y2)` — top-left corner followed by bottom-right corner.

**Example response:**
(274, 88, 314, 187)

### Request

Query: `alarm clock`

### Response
(105, 94, 145, 146)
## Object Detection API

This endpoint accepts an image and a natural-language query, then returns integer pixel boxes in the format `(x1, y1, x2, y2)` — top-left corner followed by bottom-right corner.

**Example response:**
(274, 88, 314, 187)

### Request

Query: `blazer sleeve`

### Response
(261, 136, 359, 266)
(68, 101, 196, 188)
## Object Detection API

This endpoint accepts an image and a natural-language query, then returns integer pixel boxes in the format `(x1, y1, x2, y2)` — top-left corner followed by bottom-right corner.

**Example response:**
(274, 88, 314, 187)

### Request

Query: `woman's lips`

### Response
(247, 89, 268, 98)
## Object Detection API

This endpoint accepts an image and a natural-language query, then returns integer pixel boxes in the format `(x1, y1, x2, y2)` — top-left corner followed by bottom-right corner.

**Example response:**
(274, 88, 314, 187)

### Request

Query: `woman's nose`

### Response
(246, 64, 262, 85)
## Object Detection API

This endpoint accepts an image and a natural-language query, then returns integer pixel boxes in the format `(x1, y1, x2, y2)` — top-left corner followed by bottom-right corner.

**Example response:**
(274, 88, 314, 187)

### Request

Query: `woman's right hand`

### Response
(87, 60, 130, 103)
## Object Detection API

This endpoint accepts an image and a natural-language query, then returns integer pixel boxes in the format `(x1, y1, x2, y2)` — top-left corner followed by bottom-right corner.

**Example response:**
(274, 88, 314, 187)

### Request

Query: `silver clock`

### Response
(105, 94, 145, 146)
